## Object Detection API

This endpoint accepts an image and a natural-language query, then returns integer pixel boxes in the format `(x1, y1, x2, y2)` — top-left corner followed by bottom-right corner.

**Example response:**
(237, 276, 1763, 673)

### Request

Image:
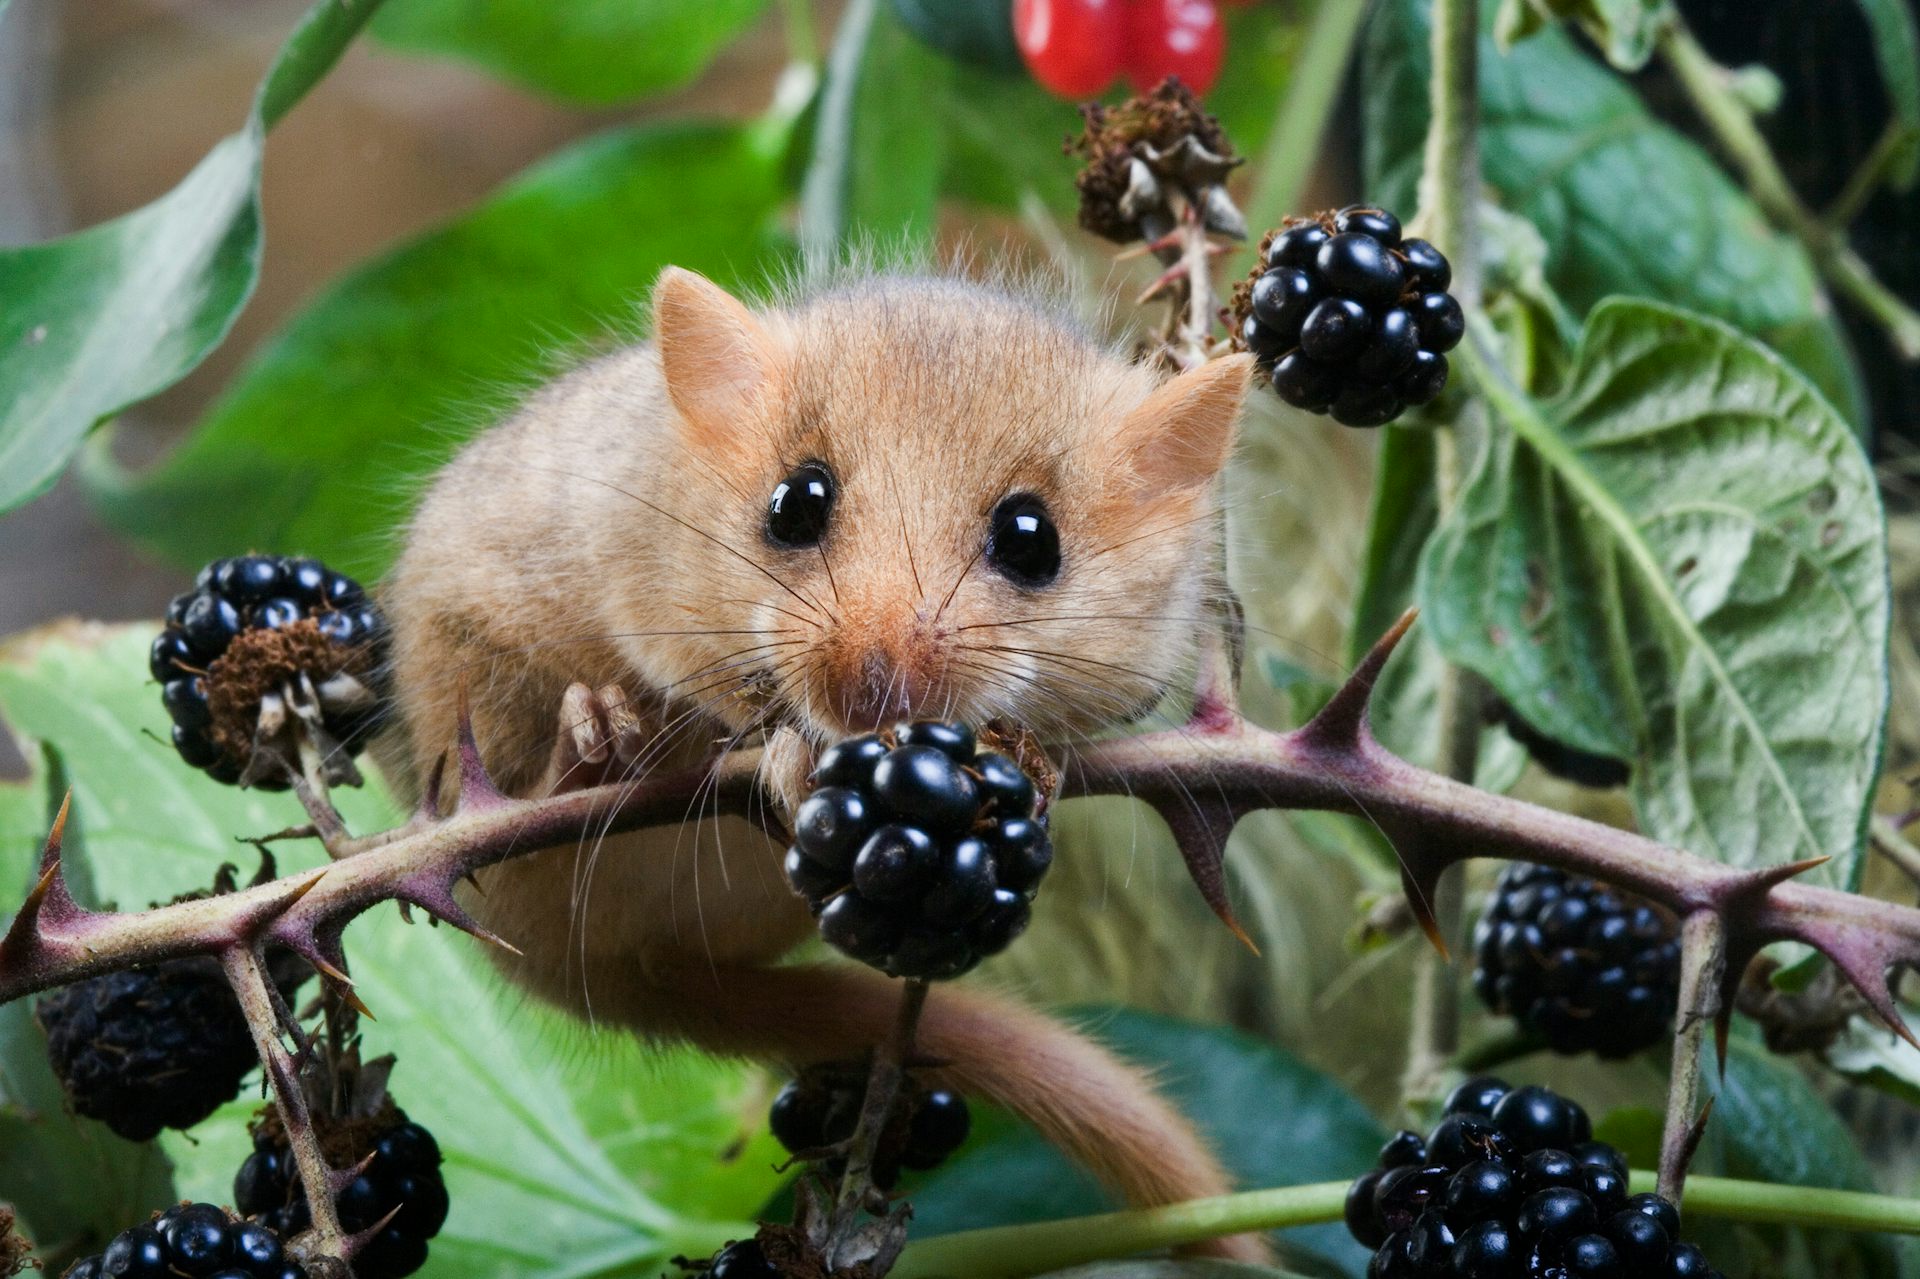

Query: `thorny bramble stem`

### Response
(7, 615, 1920, 1195)
(1658, 912, 1724, 1202)
(825, 979, 932, 1269)
(223, 946, 349, 1259)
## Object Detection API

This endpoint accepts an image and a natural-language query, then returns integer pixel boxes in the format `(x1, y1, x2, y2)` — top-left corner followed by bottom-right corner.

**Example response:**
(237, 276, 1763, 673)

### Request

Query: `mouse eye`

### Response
(767, 461, 835, 547)
(987, 494, 1060, 587)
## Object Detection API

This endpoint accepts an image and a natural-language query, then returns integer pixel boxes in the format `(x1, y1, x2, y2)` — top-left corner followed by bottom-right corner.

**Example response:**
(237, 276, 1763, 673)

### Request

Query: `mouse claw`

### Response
(762, 724, 816, 824)
(543, 682, 658, 795)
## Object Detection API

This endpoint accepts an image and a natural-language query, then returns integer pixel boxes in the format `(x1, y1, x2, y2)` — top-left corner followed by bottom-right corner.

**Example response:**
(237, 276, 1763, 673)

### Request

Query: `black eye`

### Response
(987, 494, 1060, 586)
(767, 462, 834, 547)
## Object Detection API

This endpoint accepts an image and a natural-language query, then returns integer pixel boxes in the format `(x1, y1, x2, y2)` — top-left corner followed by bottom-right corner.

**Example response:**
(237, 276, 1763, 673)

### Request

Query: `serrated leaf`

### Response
(0, 0, 382, 517)
(1421, 300, 1888, 883)
(908, 1008, 1384, 1277)
(1361, 0, 1865, 426)
(0, 625, 787, 1276)
(87, 121, 793, 581)
(368, 0, 771, 107)
(1853, 0, 1920, 188)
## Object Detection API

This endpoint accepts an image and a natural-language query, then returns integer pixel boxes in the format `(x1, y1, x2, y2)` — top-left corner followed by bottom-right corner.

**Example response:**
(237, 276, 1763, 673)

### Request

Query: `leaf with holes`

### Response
(1421, 300, 1887, 884)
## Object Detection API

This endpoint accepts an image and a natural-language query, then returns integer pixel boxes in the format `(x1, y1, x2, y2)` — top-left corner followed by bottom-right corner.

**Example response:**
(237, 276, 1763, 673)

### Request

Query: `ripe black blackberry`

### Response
(785, 721, 1051, 979)
(1473, 863, 1680, 1059)
(1235, 204, 1461, 428)
(63, 1203, 306, 1279)
(37, 961, 276, 1143)
(235, 1116, 447, 1279)
(1346, 1079, 1723, 1278)
(705, 1239, 779, 1279)
(153, 554, 389, 788)
(768, 1062, 972, 1188)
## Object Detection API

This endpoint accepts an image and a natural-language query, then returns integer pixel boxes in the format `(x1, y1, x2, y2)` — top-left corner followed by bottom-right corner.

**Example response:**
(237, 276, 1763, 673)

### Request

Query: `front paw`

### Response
(761, 724, 817, 824)
(541, 682, 654, 795)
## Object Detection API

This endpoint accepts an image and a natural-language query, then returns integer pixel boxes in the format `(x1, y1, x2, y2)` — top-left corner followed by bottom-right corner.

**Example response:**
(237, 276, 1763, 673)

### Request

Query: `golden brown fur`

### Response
(377, 266, 1259, 1257)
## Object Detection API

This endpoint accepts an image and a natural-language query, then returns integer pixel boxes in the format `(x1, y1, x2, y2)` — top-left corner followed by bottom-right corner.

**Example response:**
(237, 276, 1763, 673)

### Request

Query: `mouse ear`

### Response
(652, 267, 785, 450)
(1116, 353, 1253, 496)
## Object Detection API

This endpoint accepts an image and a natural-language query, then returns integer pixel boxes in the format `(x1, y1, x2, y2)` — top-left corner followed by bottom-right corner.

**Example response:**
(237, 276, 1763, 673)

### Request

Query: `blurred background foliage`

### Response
(4, 1, 1920, 1276)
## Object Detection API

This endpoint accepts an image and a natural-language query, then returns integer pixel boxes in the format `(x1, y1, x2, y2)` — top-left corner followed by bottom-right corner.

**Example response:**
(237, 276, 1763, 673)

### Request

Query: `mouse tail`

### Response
(624, 960, 1268, 1264)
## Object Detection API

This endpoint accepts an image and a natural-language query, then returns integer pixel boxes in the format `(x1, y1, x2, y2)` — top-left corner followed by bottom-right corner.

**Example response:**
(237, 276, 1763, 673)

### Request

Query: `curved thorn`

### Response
(1300, 608, 1418, 751)
(454, 678, 508, 811)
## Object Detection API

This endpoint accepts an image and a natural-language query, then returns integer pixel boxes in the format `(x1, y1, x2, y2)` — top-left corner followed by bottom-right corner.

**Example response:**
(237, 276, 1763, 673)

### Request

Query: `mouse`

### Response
(375, 264, 1259, 1257)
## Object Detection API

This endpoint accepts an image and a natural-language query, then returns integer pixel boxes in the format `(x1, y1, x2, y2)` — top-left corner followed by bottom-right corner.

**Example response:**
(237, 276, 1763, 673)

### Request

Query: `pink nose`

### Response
(838, 649, 931, 730)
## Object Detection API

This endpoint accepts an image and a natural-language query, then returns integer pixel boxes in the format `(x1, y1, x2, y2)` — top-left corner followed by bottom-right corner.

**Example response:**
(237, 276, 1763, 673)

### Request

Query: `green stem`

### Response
(797, 0, 880, 263)
(1244, 0, 1371, 241)
(1658, 21, 1920, 360)
(891, 1175, 1920, 1277)
(1821, 119, 1913, 232)
(1400, 0, 1482, 1118)
(257, 0, 392, 130)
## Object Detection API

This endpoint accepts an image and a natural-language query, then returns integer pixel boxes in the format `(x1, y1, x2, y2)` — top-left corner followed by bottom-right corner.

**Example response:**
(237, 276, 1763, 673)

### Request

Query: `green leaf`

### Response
(0, 0, 382, 517)
(1687, 1038, 1906, 1279)
(88, 120, 793, 581)
(908, 1008, 1384, 1277)
(368, 0, 771, 107)
(1494, 0, 1671, 71)
(1422, 301, 1888, 884)
(0, 624, 787, 1276)
(889, 0, 1022, 74)
(1361, 0, 1863, 422)
(0, 755, 175, 1263)
(1853, 0, 1920, 187)
(802, 0, 948, 253)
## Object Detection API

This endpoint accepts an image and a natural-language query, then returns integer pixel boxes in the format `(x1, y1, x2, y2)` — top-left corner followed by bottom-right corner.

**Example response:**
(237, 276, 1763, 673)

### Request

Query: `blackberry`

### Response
(36, 963, 267, 1142)
(1235, 205, 1459, 427)
(153, 555, 389, 788)
(62, 1204, 305, 1279)
(235, 1117, 446, 1279)
(785, 721, 1051, 979)
(706, 1239, 779, 1279)
(1346, 1080, 1724, 1279)
(768, 1063, 972, 1188)
(1473, 863, 1680, 1058)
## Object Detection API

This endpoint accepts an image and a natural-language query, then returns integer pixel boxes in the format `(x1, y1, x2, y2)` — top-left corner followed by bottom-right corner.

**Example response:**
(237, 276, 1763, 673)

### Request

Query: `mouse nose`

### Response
(832, 638, 945, 731)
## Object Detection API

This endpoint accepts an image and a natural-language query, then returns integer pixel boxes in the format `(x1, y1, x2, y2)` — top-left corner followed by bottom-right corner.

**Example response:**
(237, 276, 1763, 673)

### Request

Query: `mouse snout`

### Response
(820, 614, 951, 732)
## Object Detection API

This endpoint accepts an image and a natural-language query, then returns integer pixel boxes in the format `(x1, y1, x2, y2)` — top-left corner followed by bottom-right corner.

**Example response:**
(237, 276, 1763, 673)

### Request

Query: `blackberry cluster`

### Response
(1473, 864, 1680, 1059)
(37, 963, 269, 1142)
(785, 721, 1051, 980)
(63, 1204, 305, 1279)
(1346, 1079, 1722, 1278)
(236, 1119, 446, 1279)
(769, 1063, 972, 1188)
(1238, 205, 1462, 427)
(152, 555, 388, 786)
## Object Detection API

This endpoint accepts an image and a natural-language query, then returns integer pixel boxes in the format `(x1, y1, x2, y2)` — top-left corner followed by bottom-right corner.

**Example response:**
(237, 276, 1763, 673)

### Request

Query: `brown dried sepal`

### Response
(0, 1207, 39, 1277)
(205, 619, 375, 767)
(1068, 77, 1239, 244)
(250, 1046, 402, 1167)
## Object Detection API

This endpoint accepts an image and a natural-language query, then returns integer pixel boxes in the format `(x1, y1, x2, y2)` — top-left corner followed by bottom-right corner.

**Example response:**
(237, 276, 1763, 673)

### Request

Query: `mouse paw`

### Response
(542, 682, 655, 794)
(761, 723, 817, 823)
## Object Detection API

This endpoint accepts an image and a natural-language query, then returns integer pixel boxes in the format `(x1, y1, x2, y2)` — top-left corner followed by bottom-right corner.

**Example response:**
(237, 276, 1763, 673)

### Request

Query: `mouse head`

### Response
(637, 266, 1251, 744)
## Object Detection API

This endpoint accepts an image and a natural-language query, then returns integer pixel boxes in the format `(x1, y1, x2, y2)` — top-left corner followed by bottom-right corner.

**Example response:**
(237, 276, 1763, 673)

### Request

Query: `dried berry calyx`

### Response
(769, 1062, 972, 1188)
(153, 554, 389, 790)
(786, 720, 1053, 980)
(1231, 205, 1461, 428)
(1473, 864, 1680, 1060)
(1346, 1079, 1725, 1278)
(62, 1203, 306, 1279)
(1069, 77, 1243, 245)
(0, 1208, 37, 1278)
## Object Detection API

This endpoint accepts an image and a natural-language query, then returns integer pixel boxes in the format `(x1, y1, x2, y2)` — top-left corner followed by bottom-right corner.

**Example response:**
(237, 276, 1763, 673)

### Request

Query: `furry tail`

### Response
(620, 960, 1267, 1264)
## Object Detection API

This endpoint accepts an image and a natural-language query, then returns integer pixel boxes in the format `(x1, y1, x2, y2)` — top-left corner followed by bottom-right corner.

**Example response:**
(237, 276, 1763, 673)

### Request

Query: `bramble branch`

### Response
(7, 612, 1920, 1201)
